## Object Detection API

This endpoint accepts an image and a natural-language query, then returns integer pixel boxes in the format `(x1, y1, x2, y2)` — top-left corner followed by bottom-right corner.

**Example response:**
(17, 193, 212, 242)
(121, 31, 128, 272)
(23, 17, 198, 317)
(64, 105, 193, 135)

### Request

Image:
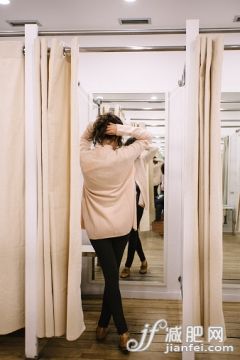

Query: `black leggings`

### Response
(154, 185, 159, 198)
(90, 234, 129, 335)
(155, 192, 164, 221)
(125, 186, 146, 268)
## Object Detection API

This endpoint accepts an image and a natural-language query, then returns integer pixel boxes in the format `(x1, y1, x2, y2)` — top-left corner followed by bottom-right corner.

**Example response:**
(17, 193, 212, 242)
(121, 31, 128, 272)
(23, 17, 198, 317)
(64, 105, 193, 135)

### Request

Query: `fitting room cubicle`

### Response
(0, 20, 240, 360)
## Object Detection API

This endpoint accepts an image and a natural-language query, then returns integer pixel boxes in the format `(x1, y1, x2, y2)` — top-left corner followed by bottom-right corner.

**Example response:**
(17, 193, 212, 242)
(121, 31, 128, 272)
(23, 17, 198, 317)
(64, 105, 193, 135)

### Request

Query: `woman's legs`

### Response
(155, 195, 164, 221)
(90, 235, 129, 335)
(125, 204, 146, 268)
(154, 185, 159, 198)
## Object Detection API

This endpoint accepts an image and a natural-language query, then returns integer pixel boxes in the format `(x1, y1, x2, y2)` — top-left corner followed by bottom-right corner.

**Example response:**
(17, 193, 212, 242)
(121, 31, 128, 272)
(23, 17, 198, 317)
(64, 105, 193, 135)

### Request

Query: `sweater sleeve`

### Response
(79, 122, 94, 152)
(116, 124, 152, 162)
(141, 145, 159, 163)
(116, 124, 152, 140)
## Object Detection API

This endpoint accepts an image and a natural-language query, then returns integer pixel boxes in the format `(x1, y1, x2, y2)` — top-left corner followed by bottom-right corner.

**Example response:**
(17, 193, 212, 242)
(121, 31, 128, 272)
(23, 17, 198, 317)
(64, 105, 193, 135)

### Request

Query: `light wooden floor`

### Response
(94, 231, 240, 283)
(0, 298, 239, 359)
(95, 230, 164, 283)
(223, 233, 240, 281)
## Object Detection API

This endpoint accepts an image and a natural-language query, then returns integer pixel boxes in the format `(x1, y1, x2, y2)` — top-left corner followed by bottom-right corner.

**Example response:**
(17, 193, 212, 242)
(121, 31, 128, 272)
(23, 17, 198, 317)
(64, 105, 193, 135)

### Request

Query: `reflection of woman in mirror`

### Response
(120, 138, 157, 279)
(155, 163, 164, 221)
(79, 113, 151, 352)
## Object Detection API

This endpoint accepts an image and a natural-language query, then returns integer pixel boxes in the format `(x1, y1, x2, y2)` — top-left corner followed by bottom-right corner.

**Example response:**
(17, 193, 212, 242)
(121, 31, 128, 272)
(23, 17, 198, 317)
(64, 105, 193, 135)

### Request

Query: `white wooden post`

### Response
(25, 24, 39, 359)
(182, 19, 199, 360)
(165, 88, 185, 299)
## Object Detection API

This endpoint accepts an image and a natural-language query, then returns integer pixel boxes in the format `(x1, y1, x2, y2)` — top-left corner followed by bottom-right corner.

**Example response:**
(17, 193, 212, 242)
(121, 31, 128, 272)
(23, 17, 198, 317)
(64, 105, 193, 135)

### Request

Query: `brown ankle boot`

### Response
(119, 331, 130, 353)
(139, 260, 148, 274)
(96, 326, 108, 341)
(120, 267, 130, 279)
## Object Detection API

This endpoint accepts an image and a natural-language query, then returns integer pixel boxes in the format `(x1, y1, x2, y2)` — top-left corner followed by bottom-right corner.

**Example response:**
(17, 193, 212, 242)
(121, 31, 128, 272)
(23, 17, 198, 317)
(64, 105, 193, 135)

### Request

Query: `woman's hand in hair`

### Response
(106, 123, 117, 135)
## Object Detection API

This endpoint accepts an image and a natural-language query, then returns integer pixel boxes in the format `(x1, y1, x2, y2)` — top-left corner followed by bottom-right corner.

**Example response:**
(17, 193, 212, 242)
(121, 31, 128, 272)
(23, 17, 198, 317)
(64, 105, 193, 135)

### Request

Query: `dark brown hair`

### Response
(125, 137, 136, 146)
(90, 113, 123, 147)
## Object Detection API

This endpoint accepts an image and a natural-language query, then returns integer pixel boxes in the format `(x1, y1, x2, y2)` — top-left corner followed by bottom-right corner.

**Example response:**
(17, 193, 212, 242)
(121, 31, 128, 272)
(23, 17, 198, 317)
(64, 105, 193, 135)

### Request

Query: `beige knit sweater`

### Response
(80, 123, 151, 239)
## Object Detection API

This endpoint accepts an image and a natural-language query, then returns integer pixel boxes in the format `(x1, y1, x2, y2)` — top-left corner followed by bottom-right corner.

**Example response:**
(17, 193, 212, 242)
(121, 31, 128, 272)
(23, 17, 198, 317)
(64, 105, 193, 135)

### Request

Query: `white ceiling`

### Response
(0, 0, 240, 32)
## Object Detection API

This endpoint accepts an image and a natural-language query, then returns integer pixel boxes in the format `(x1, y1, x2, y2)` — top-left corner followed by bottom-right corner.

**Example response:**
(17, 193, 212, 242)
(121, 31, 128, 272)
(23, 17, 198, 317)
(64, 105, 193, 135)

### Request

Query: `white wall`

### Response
(75, 34, 185, 93)
(75, 34, 240, 94)
(222, 52, 240, 92)
(79, 51, 185, 93)
(221, 33, 240, 92)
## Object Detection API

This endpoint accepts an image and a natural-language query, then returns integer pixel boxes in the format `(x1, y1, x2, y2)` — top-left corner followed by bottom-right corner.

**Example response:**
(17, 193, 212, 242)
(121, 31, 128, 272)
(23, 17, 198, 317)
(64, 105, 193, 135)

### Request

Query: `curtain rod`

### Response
(94, 99, 165, 103)
(65, 45, 240, 53)
(21, 44, 240, 55)
(221, 125, 240, 128)
(107, 99, 240, 104)
(2, 26, 240, 37)
(221, 100, 240, 103)
(221, 119, 240, 122)
(146, 124, 165, 127)
(121, 107, 165, 111)
(220, 108, 240, 112)
(131, 118, 165, 121)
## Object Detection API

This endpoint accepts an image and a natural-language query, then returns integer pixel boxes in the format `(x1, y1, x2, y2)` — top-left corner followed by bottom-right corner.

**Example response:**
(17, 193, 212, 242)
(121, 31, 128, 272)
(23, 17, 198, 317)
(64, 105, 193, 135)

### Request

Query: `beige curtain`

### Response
(37, 38, 85, 340)
(0, 42, 25, 334)
(193, 35, 225, 336)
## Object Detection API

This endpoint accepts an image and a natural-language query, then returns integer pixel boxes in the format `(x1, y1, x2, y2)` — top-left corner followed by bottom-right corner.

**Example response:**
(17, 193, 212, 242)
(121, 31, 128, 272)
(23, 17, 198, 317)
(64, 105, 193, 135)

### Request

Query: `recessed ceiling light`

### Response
(124, 0, 136, 3)
(151, 96, 158, 100)
(119, 18, 151, 25)
(0, 0, 10, 4)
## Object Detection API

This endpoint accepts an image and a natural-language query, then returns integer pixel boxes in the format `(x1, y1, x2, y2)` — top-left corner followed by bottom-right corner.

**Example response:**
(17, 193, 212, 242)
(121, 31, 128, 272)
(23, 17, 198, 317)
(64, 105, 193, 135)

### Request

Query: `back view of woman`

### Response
(79, 113, 151, 352)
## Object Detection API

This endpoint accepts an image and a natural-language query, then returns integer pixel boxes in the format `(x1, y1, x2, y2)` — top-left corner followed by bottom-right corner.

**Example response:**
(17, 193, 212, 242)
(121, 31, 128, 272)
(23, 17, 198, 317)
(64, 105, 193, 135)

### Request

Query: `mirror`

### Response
(221, 92, 240, 284)
(91, 92, 166, 284)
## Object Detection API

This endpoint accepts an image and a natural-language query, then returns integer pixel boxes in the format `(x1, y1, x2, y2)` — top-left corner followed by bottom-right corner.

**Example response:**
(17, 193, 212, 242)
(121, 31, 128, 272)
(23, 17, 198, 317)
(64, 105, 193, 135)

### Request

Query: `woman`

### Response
(79, 113, 151, 352)
(120, 138, 158, 279)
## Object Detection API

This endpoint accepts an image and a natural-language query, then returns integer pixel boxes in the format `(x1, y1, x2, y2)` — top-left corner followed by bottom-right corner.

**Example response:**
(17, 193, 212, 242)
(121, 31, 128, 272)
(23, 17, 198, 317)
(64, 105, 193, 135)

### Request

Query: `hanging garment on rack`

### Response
(0, 41, 25, 334)
(36, 38, 85, 340)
